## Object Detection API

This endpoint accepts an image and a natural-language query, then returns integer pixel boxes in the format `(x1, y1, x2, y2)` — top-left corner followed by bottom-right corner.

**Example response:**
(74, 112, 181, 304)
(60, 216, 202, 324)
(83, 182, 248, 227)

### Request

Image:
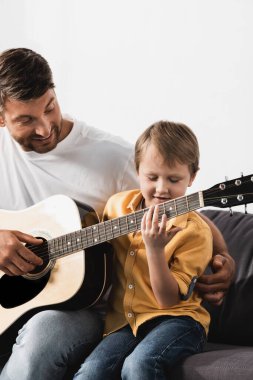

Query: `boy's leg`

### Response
(121, 316, 206, 380)
(73, 325, 140, 380)
(0, 309, 103, 380)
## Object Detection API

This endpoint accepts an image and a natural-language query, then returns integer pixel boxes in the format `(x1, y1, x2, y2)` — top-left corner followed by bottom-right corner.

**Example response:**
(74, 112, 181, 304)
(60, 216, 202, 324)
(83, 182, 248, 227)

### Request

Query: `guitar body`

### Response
(0, 195, 112, 346)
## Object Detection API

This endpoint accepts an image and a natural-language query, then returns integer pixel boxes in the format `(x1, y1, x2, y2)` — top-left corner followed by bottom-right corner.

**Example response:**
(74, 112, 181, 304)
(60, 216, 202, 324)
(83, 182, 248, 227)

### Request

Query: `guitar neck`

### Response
(47, 191, 204, 260)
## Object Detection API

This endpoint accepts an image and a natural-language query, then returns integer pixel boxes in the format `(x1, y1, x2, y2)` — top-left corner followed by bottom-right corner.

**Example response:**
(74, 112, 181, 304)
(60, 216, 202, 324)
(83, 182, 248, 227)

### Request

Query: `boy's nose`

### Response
(156, 179, 168, 193)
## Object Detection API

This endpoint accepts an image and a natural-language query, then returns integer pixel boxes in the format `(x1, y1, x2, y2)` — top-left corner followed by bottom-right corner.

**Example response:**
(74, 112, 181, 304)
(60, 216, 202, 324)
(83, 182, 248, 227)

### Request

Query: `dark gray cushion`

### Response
(169, 209, 253, 379)
(201, 209, 253, 345)
(171, 343, 253, 380)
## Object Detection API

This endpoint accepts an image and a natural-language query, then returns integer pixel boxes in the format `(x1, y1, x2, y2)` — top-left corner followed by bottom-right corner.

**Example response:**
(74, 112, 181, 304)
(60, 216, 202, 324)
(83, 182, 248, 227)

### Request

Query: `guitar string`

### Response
(26, 191, 253, 261)
(25, 182, 253, 261)
(21, 178, 253, 261)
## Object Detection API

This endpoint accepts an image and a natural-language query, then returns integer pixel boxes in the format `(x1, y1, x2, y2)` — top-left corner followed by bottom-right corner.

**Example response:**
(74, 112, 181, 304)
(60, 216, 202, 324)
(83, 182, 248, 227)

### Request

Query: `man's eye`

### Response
(18, 118, 32, 125)
(45, 106, 54, 114)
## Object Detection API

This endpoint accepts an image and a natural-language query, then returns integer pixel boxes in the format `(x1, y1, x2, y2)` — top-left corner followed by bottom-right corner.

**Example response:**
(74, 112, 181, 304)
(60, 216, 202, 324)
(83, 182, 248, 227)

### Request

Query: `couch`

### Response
(1, 209, 253, 379)
(171, 209, 253, 380)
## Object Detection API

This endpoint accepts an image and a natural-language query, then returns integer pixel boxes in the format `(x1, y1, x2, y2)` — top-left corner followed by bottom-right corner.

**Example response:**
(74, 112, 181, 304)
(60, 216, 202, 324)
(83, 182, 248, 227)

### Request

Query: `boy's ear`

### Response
(188, 171, 197, 187)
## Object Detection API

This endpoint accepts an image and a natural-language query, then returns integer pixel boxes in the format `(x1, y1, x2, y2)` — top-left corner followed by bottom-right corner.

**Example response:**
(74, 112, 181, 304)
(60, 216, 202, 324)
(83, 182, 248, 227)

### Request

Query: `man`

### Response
(0, 48, 235, 380)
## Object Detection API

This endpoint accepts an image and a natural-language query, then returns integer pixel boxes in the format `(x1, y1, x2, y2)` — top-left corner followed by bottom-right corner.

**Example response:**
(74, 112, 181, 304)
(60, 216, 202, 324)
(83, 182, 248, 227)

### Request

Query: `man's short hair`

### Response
(0, 48, 55, 112)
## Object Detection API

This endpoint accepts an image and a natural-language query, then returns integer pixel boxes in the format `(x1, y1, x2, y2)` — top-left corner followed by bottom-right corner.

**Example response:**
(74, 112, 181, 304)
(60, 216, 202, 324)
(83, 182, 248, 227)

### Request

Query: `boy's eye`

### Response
(169, 178, 179, 183)
(148, 176, 157, 181)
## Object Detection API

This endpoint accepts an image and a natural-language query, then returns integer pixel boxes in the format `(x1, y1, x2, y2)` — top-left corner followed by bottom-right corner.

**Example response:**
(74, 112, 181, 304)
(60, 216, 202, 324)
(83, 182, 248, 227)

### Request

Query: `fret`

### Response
(126, 214, 136, 233)
(111, 218, 121, 238)
(46, 191, 203, 261)
(119, 216, 125, 234)
(74, 230, 82, 250)
(69, 232, 75, 253)
(104, 219, 113, 240)
(48, 239, 55, 259)
(173, 199, 178, 216)
(100, 221, 107, 242)
(187, 193, 201, 210)
(177, 196, 188, 214)
(106, 220, 113, 239)
(91, 224, 99, 244)
(133, 212, 138, 230)
(117, 218, 121, 235)
(139, 209, 145, 227)
(55, 236, 61, 257)
(66, 233, 72, 254)
(62, 234, 66, 255)
(185, 196, 189, 211)
(85, 226, 93, 246)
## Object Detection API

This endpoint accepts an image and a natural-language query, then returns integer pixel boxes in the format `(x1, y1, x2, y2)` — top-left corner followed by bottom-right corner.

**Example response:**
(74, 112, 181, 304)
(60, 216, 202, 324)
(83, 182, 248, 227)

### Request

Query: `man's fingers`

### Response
(200, 290, 225, 306)
(17, 245, 43, 266)
(195, 279, 226, 293)
(212, 254, 227, 271)
(15, 231, 43, 245)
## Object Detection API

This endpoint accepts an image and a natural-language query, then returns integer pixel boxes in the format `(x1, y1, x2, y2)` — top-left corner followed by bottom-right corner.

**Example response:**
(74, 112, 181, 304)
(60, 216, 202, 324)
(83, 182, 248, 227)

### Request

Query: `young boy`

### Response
(74, 121, 213, 379)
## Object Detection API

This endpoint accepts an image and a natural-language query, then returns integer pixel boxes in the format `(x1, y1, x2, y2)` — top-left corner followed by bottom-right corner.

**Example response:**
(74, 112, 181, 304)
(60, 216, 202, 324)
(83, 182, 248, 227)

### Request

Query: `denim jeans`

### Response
(73, 315, 206, 380)
(0, 309, 103, 380)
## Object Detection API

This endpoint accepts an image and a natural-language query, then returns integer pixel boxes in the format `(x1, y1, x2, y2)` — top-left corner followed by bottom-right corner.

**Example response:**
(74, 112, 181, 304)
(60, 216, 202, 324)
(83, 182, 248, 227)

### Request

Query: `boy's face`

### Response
(138, 143, 196, 208)
(0, 89, 64, 153)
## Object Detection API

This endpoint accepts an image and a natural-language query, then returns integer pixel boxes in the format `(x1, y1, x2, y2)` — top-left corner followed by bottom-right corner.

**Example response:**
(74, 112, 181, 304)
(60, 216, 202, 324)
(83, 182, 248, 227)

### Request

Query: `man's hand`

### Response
(195, 253, 236, 306)
(0, 230, 43, 276)
(197, 213, 236, 306)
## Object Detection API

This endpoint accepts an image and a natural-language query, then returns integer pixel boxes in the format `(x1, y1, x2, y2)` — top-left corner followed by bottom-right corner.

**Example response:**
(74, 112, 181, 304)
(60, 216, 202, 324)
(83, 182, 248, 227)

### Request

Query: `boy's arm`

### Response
(195, 213, 236, 306)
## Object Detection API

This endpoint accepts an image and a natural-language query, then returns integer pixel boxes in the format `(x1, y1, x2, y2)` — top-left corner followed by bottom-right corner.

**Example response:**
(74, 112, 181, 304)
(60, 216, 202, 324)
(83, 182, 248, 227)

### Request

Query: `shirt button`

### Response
(127, 312, 133, 318)
(128, 284, 134, 289)
(129, 251, 135, 256)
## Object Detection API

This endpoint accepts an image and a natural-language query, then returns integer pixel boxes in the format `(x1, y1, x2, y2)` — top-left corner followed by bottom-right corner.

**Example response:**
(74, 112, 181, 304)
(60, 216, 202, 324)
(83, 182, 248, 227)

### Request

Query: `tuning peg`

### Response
(229, 208, 233, 217)
(245, 204, 248, 214)
(225, 176, 229, 181)
(241, 172, 244, 177)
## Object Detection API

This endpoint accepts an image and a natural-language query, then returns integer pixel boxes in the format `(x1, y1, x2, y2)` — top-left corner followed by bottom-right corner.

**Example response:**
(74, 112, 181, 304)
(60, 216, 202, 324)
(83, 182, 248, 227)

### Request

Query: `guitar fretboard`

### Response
(47, 191, 203, 260)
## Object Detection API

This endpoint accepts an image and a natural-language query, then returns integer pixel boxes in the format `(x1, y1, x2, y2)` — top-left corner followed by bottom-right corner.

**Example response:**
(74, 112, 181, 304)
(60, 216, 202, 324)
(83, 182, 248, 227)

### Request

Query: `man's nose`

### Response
(34, 119, 51, 137)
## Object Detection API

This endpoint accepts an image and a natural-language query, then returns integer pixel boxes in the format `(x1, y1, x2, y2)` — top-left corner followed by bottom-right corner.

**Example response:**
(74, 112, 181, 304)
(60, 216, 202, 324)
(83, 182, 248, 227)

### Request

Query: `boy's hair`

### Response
(0, 48, 55, 112)
(135, 120, 199, 175)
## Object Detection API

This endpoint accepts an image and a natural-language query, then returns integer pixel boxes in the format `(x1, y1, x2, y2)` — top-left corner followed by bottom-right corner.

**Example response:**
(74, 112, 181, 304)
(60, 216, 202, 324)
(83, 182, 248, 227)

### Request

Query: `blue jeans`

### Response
(0, 309, 103, 380)
(73, 315, 206, 380)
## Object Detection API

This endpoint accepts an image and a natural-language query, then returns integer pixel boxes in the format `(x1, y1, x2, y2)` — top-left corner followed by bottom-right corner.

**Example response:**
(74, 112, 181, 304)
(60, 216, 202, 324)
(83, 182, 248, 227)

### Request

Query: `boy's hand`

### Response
(195, 253, 235, 306)
(141, 205, 181, 252)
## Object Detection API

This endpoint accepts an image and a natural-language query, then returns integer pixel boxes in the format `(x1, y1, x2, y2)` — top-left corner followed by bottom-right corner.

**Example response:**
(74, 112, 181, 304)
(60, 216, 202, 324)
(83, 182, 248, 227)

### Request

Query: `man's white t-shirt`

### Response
(0, 116, 138, 218)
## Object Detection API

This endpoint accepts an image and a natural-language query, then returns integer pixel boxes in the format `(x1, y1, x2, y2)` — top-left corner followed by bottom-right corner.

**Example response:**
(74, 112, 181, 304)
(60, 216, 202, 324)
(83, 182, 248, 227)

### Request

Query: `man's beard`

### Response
(15, 124, 60, 153)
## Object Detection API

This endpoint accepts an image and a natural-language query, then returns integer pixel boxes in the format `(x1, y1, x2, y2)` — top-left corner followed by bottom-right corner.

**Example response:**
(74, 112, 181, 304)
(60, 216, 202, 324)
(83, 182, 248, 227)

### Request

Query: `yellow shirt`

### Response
(103, 189, 213, 336)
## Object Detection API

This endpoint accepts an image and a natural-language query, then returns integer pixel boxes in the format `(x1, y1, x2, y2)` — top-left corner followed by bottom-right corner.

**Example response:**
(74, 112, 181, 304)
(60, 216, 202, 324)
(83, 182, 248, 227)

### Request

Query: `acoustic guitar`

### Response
(1, 174, 253, 346)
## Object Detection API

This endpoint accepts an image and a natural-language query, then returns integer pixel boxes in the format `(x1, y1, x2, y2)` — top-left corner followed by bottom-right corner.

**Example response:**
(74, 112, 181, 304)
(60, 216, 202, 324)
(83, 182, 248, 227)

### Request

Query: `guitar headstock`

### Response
(203, 174, 253, 209)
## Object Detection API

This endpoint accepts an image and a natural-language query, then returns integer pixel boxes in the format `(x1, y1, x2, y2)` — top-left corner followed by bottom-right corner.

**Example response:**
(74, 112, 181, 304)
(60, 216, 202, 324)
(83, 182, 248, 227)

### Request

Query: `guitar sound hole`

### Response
(26, 237, 50, 275)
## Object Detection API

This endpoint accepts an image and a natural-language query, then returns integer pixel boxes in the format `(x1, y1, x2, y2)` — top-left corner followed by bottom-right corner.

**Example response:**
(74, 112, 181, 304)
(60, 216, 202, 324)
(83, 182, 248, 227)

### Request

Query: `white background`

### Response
(1, 0, 252, 212)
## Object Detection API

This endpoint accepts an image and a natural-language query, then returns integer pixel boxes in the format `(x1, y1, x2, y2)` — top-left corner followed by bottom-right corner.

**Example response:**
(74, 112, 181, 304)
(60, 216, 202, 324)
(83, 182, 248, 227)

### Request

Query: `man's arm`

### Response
(0, 230, 43, 276)
(195, 213, 236, 306)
